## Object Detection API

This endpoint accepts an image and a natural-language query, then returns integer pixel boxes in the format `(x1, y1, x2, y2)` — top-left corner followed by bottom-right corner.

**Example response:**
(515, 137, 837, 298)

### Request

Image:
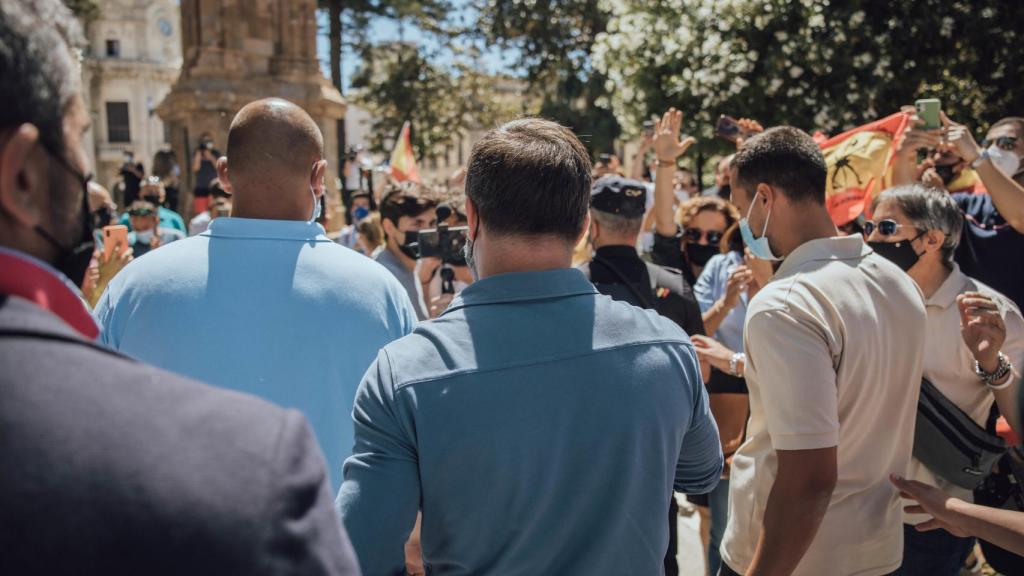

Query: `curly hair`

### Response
(675, 196, 741, 231)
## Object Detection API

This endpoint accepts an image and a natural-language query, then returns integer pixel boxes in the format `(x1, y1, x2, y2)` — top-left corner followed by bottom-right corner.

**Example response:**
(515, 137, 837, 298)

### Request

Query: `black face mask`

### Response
(869, 235, 923, 272)
(935, 164, 958, 185)
(685, 242, 719, 267)
(92, 206, 116, 229)
(34, 147, 95, 286)
(718, 183, 731, 201)
(398, 229, 420, 260)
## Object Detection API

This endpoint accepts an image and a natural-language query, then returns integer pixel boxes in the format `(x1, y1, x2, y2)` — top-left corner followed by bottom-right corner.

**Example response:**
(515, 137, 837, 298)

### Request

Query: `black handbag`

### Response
(913, 378, 1006, 490)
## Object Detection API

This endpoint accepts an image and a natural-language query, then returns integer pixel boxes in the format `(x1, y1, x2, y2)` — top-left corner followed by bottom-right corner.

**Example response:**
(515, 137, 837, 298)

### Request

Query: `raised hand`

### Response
(735, 118, 765, 149)
(653, 108, 696, 163)
(957, 292, 1006, 370)
(941, 112, 983, 164)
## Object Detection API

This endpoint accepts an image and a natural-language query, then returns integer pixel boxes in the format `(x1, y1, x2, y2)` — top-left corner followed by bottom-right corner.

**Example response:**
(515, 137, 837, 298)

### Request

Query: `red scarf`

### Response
(0, 250, 99, 339)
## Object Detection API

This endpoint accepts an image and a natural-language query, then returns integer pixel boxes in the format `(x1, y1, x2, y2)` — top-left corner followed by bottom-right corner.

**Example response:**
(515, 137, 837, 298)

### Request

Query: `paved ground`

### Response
(675, 495, 707, 576)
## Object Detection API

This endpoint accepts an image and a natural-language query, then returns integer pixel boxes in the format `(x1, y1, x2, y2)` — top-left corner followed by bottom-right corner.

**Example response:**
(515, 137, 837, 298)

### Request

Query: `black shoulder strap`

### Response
(591, 255, 657, 309)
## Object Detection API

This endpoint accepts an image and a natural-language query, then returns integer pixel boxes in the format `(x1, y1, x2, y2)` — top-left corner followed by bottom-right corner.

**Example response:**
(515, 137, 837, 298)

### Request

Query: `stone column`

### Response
(157, 0, 345, 218)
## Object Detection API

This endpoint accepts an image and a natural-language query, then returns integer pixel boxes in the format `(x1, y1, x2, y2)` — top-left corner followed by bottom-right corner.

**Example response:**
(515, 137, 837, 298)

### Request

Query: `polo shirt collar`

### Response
(203, 217, 327, 240)
(926, 263, 969, 310)
(776, 235, 870, 278)
(443, 268, 598, 314)
(0, 247, 98, 339)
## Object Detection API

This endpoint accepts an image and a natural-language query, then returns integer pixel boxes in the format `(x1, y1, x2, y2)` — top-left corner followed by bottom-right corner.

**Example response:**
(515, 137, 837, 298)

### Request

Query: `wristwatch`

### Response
(974, 351, 1013, 389)
(971, 149, 991, 169)
(729, 352, 746, 378)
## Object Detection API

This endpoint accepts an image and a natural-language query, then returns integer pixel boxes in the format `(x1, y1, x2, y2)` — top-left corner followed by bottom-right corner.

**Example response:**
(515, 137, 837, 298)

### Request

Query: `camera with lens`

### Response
(416, 223, 468, 266)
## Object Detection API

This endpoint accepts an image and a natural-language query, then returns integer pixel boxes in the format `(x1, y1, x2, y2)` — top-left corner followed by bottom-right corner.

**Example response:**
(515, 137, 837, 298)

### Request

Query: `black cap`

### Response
(590, 176, 647, 218)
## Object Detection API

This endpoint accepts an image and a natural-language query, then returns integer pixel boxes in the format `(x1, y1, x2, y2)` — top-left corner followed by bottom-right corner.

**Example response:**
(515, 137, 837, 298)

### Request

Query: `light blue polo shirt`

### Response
(94, 217, 417, 490)
(338, 268, 722, 575)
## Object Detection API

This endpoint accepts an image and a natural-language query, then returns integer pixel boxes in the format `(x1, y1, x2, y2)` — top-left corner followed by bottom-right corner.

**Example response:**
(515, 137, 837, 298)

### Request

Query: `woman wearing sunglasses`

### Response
(892, 112, 1024, 312)
(867, 184, 1024, 576)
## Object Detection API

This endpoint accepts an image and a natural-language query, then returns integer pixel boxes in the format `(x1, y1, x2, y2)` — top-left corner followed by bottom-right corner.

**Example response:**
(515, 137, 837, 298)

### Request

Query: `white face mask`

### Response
(988, 145, 1021, 177)
(135, 229, 154, 244)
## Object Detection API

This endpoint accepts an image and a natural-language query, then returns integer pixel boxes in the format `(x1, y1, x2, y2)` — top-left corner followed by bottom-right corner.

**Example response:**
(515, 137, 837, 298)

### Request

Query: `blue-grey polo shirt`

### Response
(338, 267, 722, 575)
(93, 217, 417, 491)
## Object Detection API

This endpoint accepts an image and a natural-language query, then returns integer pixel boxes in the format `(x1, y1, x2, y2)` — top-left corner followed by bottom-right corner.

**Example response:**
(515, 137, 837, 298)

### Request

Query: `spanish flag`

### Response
(821, 112, 910, 226)
(389, 121, 421, 184)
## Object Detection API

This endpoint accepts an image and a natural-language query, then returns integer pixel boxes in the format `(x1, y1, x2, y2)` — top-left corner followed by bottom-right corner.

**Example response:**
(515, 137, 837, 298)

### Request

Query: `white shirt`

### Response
(904, 264, 1024, 523)
(722, 236, 927, 576)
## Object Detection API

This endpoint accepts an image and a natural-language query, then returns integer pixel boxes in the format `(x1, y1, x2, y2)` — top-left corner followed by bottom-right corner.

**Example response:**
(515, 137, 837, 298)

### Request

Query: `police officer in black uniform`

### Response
(579, 176, 707, 576)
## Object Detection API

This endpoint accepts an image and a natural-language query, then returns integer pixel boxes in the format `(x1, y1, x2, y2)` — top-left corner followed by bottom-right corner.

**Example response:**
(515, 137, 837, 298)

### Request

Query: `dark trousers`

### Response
(892, 523, 974, 576)
(665, 495, 678, 576)
(718, 561, 900, 575)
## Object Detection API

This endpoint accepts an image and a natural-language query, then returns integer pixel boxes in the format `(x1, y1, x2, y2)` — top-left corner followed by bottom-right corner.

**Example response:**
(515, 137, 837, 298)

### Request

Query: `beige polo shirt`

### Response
(904, 264, 1024, 524)
(721, 236, 927, 576)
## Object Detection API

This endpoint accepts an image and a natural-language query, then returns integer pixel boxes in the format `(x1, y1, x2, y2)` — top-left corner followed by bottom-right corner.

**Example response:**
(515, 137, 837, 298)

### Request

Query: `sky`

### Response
(315, 2, 522, 93)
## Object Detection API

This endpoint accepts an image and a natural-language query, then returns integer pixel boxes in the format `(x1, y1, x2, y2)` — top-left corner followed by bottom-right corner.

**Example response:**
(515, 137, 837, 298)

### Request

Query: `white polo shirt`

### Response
(905, 264, 1024, 524)
(721, 236, 927, 576)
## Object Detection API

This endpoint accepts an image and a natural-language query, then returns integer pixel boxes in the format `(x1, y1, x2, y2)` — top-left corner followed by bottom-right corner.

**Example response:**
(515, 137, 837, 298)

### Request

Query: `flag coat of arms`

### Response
(390, 121, 421, 184)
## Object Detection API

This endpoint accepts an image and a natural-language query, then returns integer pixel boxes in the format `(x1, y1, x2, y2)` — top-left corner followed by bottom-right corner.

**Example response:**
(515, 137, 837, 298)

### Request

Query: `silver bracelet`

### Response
(974, 351, 1013, 389)
(729, 352, 746, 378)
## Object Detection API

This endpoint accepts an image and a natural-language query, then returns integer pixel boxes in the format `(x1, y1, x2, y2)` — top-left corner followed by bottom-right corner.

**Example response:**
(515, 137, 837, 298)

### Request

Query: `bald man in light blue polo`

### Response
(94, 98, 417, 491)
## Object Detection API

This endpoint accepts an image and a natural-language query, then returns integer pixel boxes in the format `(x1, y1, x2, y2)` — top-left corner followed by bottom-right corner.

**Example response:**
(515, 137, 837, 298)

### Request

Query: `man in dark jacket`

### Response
(0, 2, 359, 574)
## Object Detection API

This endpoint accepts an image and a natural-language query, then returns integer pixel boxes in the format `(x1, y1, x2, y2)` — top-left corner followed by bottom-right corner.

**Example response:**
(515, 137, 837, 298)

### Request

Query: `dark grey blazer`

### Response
(0, 294, 361, 575)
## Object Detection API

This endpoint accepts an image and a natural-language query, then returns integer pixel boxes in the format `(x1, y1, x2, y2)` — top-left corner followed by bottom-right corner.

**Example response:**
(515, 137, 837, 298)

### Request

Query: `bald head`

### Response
(226, 98, 323, 184)
(222, 98, 327, 220)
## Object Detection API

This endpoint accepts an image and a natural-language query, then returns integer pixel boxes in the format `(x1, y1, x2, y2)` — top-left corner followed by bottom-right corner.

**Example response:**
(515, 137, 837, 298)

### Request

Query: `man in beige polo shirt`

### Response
(719, 127, 927, 576)
(868, 184, 1022, 575)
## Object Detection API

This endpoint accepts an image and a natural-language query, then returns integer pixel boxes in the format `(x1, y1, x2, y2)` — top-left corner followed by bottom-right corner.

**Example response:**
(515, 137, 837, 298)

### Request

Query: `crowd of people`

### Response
(3, 2, 1024, 576)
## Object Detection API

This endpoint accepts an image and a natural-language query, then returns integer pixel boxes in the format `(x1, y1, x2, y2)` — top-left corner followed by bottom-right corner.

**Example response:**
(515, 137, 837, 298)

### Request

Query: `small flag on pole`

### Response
(389, 121, 421, 184)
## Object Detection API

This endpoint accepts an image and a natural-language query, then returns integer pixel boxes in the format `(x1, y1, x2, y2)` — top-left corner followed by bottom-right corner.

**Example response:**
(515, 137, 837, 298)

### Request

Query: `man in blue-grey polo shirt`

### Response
(94, 98, 417, 491)
(338, 118, 722, 575)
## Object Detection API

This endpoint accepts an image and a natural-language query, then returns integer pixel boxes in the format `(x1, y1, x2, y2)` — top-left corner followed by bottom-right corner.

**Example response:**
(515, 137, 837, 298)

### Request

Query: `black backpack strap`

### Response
(591, 255, 657, 309)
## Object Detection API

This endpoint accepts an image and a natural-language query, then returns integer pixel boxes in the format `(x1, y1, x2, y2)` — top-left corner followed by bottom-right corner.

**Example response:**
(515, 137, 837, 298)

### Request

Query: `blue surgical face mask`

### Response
(739, 190, 780, 261)
(353, 206, 370, 222)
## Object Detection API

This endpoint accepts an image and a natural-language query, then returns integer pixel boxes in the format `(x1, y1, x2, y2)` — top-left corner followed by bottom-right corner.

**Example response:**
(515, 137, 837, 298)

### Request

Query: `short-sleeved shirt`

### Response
(721, 236, 927, 576)
(694, 251, 747, 353)
(905, 264, 1024, 523)
(94, 217, 417, 491)
(953, 192, 1024, 310)
(375, 248, 429, 320)
(338, 268, 723, 575)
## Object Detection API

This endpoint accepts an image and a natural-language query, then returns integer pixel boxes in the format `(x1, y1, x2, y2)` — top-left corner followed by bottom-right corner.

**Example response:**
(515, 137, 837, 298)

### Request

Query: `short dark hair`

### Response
(732, 126, 827, 204)
(0, 0, 82, 156)
(465, 118, 592, 241)
(379, 187, 437, 226)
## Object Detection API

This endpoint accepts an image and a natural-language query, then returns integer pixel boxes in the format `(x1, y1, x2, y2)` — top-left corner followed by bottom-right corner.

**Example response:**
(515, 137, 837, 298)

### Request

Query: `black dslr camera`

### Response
(416, 223, 468, 267)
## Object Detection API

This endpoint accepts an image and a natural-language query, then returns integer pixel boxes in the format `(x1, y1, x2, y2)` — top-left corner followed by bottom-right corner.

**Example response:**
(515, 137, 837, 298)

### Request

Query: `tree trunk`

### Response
(328, 0, 342, 90)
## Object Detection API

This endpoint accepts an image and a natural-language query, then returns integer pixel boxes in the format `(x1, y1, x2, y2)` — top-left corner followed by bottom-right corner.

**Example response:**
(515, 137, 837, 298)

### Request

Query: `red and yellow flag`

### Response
(389, 121, 421, 184)
(821, 112, 911, 226)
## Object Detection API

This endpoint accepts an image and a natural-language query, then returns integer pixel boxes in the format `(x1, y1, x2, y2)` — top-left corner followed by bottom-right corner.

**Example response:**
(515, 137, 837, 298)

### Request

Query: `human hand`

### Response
(744, 249, 774, 291)
(891, 474, 971, 537)
(735, 118, 765, 149)
(691, 334, 735, 373)
(418, 256, 443, 284)
(99, 243, 134, 284)
(940, 112, 983, 164)
(720, 265, 753, 310)
(81, 255, 100, 294)
(920, 165, 946, 190)
(958, 292, 1006, 370)
(653, 108, 696, 163)
(896, 116, 943, 160)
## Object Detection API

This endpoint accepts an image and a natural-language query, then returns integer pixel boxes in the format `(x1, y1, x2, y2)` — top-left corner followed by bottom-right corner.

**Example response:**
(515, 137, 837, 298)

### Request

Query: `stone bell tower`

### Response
(157, 0, 345, 216)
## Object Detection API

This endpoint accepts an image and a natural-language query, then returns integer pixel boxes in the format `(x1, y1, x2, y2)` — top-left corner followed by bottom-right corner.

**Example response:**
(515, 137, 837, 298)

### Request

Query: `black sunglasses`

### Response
(128, 207, 156, 217)
(683, 228, 724, 245)
(981, 136, 1018, 151)
(863, 219, 922, 237)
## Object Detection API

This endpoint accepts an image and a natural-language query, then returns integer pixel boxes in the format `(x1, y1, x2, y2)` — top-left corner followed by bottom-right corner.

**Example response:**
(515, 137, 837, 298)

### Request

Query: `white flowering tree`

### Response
(592, 0, 1024, 148)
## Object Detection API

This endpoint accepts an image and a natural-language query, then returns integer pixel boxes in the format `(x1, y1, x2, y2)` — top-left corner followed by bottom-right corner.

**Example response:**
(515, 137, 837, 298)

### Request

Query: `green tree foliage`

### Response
(593, 0, 1024, 153)
(478, 0, 620, 155)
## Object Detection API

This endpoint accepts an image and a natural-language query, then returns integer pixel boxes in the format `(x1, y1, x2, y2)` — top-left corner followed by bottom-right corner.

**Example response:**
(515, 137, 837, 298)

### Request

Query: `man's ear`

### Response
(756, 182, 775, 209)
(465, 196, 479, 241)
(922, 229, 946, 254)
(0, 124, 46, 228)
(311, 160, 327, 196)
(381, 216, 398, 241)
(582, 211, 595, 246)
(215, 157, 230, 191)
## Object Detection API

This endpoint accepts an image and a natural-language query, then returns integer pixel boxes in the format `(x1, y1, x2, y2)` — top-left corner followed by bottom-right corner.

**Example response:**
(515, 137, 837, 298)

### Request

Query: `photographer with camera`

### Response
(119, 149, 144, 206)
(191, 133, 220, 215)
(376, 186, 438, 320)
(339, 117, 722, 575)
